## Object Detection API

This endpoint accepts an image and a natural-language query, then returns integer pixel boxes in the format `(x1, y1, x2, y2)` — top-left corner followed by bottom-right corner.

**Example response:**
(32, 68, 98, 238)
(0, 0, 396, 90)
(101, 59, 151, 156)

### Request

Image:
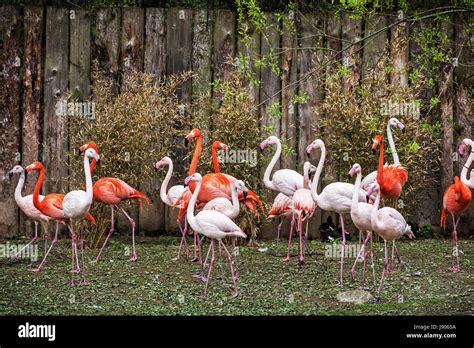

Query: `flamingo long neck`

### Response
(460, 149, 474, 188)
(371, 186, 381, 228)
(231, 184, 240, 216)
(376, 139, 385, 187)
(14, 169, 26, 204)
(303, 165, 310, 189)
(160, 161, 174, 206)
(263, 139, 281, 191)
(84, 155, 93, 203)
(32, 167, 44, 210)
(352, 170, 362, 213)
(387, 122, 400, 165)
(310, 142, 326, 204)
(189, 135, 202, 176)
(186, 179, 201, 231)
(211, 144, 221, 173)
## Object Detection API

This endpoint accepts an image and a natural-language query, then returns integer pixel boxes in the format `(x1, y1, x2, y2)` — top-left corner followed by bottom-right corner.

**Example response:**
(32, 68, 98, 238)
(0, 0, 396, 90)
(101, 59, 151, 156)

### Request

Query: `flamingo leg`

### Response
(375, 239, 389, 302)
(298, 216, 304, 265)
(183, 216, 189, 258)
(361, 231, 369, 286)
(203, 240, 215, 297)
(67, 222, 80, 286)
(274, 218, 283, 256)
(31, 222, 59, 272)
(350, 230, 369, 282)
(193, 239, 211, 282)
(368, 231, 376, 290)
(339, 214, 347, 286)
(220, 240, 239, 297)
(79, 220, 88, 285)
(10, 222, 40, 261)
(118, 206, 137, 261)
(450, 215, 463, 272)
(232, 238, 239, 278)
(94, 205, 115, 262)
(173, 216, 189, 261)
(42, 222, 49, 255)
(282, 215, 295, 262)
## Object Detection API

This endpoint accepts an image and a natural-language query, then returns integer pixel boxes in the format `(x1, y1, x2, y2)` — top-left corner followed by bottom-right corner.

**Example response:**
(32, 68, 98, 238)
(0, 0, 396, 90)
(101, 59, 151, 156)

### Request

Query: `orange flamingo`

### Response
(211, 140, 228, 173)
(372, 134, 408, 271)
(25, 162, 95, 273)
(440, 176, 471, 272)
(78, 141, 150, 262)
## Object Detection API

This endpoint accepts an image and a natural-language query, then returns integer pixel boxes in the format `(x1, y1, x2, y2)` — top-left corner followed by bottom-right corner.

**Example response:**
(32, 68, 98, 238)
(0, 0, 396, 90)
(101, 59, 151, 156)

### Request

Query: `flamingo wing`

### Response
(203, 198, 234, 217)
(268, 193, 292, 217)
(292, 189, 316, 215)
(194, 210, 244, 239)
(167, 185, 186, 205)
(361, 170, 377, 191)
(272, 169, 303, 196)
(375, 207, 407, 239)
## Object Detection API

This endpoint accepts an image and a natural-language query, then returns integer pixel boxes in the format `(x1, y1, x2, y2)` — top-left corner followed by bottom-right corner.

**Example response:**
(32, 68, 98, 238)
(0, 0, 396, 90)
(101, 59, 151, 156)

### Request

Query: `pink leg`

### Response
(361, 232, 370, 286)
(283, 215, 295, 262)
(232, 238, 239, 278)
(67, 222, 80, 286)
(94, 205, 115, 263)
(375, 239, 389, 302)
(339, 214, 347, 286)
(79, 221, 88, 285)
(350, 230, 369, 282)
(173, 216, 189, 261)
(450, 216, 463, 272)
(118, 206, 137, 261)
(220, 240, 239, 297)
(298, 216, 304, 265)
(369, 232, 376, 290)
(10, 222, 40, 261)
(274, 219, 284, 255)
(203, 240, 215, 297)
(31, 223, 59, 272)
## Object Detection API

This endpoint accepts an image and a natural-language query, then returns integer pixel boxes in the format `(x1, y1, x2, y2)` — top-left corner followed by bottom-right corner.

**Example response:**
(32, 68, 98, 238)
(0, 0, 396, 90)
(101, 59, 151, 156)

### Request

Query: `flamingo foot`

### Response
(30, 267, 42, 273)
(172, 256, 181, 261)
(192, 273, 207, 282)
(79, 278, 89, 286)
(130, 255, 137, 262)
(448, 265, 464, 273)
(282, 256, 290, 262)
(71, 267, 80, 273)
(8, 256, 18, 263)
(69, 280, 76, 287)
(190, 257, 200, 263)
(230, 290, 239, 298)
(298, 257, 304, 266)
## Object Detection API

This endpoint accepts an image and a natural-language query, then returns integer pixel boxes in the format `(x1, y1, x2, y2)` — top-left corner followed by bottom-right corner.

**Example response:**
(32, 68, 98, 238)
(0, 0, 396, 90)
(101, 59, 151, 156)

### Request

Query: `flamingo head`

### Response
(25, 161, 43, 173)
(185, 128, 201, 146)
(458, 138, 473, 157)
(212, 141, 229, 151)
(366, 182, 379, 203)
(372, 135, 383, 154)
(154, 156, 171, 171)
(84, 148, 100, 164)
(404, 225, 415, 239)
(79, 141, 99, 157)
(309, 163, 317, 180)
(348, 163, 362, 179)
(259, 136, 279, 150)
(184, 172, 202, 187)
(8, 165, 24, 180)
(234, 180, 248, 200)
(305, 139, 324, 157)
(389, 117, 405, 133)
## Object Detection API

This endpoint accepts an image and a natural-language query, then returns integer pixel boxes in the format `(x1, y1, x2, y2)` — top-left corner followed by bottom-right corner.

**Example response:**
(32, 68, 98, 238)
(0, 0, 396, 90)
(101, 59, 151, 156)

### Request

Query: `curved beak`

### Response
(407, 231, 415, 240)
(259, 140, 267, 151)
(96, 155, 101, 165)
(8, 172, 13, 181)
(78, 148, 82, 157)
(401, 127, 406, 134)
(243, 191, 248, 201)
(458, 145, 466, 157)
(184, 138, 189, 147)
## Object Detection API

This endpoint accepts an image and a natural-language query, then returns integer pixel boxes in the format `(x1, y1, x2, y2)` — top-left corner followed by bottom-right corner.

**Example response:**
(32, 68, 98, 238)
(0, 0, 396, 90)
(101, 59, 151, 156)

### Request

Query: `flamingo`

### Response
(369, 182, 414, 302)
(25, 161, 95, 273)
(62, 148, 100, 285)
(286, 162, 316, 265)
(211, 140, 229, 173)
(8, 165, 51, 261)
(78, 141, 150, 262)
(459, 138, 474, 188)
(440, 176, 471, 272)
(267, 193, 293, 254)
(184, 173, 247, 297)
(348, 163, 376, 287)
(306, 139, 367, 285)
(154, 156, 192, 261)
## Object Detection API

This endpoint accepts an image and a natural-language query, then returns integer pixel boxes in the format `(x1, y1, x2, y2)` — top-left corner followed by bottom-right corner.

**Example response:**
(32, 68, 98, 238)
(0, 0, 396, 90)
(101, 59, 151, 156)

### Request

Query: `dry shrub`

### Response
(68, 64, 192, 245)
(320, 53, 441, 217)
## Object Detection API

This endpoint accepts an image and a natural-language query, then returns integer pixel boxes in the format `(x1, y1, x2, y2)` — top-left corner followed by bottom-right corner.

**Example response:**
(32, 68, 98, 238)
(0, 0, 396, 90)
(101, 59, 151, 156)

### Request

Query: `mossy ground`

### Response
(0, 236, 472, 315)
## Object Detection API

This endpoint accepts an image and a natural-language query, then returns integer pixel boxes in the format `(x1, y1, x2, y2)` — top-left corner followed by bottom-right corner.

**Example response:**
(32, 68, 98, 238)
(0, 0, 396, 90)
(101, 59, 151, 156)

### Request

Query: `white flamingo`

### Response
(348, 163, 376, 287)
(306, 139, 367, 285)
(370, 182, 414, 302)
(185, 173, 247, 298)
(459, 138, 474, 188)
(155, 156, 192, 261)
(8, 165, 52, 260)
(62, 148, 100, 286)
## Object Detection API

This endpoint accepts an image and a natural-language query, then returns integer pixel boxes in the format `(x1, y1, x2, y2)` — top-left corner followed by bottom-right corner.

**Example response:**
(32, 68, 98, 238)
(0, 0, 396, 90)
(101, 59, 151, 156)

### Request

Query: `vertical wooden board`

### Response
(144, 7, 166, 81)
(165, 8, 192, 233)
(21, 6, 44, 236)
(362, 15, 388, 80)
(280, 15, 298, 171)
(69, 9, 91, 100)
(43, 7, 69, 195)
(236, 23, 261, 103)
(342, 15, 362, 92)
(120, 7, 145, 83)
(141, 7, 167, 233)
(212, 9, 235, 84)
(390, 16, 408, 88)
(93, 8, 120, 93)
(297, 13, 324, 239)
(0, 5, 21, 237)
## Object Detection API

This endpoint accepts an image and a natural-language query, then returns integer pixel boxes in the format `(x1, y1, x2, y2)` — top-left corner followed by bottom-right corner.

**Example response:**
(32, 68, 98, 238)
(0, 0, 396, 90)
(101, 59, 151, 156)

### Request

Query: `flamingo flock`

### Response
(6, 119, 472, 301)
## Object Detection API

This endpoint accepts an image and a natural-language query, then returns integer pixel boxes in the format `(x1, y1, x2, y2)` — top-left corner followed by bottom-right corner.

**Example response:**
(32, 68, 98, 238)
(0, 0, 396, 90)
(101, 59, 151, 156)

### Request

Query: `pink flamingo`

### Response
(306, 139, 367, 285)
(185, 173, 247, 297)
(370, 182, 414, 302)
(8, 165, 52, 261)
(79, 142, 150, 262)
(62, 148, 100, 285)
(348, 163, 376, 287)
(459, 138, 474, 188)
(154, 156, 192, 261)
(287, 162, 316, 265)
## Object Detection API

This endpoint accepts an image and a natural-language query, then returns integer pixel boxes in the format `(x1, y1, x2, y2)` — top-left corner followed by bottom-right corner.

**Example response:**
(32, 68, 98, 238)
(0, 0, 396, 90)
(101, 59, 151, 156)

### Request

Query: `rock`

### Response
(336, 289, 373, 304)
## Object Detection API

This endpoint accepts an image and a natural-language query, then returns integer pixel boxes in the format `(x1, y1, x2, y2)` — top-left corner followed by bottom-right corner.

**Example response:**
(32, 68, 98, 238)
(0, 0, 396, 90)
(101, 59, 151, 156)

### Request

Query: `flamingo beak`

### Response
(243, 191, 248, 201)
(96, 155, 101, 165)
(458, 145, 465, 157)
(402, 127, 406, 134)
(184, 138, 189, 147)
(8, 171, 13, 181)
(259, 140, 267, 151)
(78, 148, 82, 157)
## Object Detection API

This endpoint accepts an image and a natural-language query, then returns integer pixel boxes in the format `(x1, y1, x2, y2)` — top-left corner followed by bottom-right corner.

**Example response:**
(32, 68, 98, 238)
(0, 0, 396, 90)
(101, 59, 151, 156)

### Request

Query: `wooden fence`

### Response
(0, 5, 473, 239)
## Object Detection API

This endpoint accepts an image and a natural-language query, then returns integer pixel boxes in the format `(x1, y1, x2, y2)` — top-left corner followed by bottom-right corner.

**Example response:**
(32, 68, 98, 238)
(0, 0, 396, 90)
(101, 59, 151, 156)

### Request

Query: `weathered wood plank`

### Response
(390, 14, 408, 88)
(43, 6, 69, 194)
(21, 6, 44, 236)
(0, 5, 21, 237)
(93, 8, 120, 93)
(212, 9, 235, 84)
(236, 21, 261, 103)
(69, 9, 91, 100)
(362, 15, 388, 80)
(342, 14, 362, 92)
(144, 7, 166, 81)
(120, 7, 145, 83)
